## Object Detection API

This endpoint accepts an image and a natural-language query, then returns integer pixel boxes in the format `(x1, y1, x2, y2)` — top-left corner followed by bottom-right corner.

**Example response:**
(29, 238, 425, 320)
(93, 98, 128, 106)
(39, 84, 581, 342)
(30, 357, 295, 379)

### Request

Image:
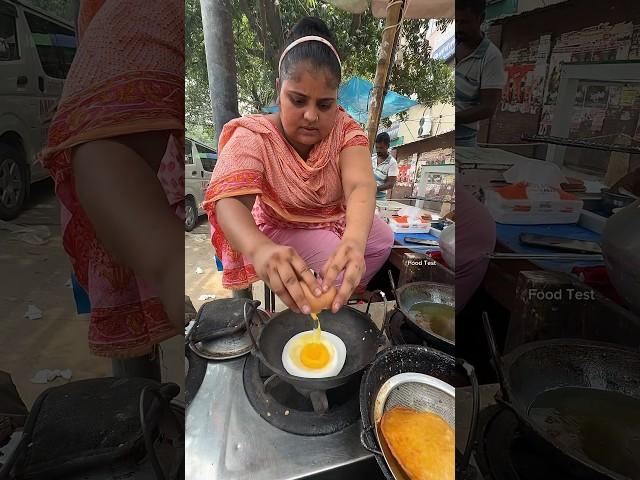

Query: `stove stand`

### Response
(475, 405, 584, 480)
(387, 308, 429, 346)
(243, 355, 361, 436)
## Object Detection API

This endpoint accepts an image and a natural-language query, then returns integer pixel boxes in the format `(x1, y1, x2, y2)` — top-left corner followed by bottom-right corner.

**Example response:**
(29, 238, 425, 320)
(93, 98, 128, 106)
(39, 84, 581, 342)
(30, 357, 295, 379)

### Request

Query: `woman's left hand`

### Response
(321, 238, 366, 313)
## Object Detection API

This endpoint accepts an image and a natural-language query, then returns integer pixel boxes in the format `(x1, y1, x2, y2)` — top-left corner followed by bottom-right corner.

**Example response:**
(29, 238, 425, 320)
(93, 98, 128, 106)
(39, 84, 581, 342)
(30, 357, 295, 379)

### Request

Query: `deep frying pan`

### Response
(359, 345, 480, 480)
(243, 291, 389, 392)
(483, 313, 640, 480)
(388, 271, 455, 354)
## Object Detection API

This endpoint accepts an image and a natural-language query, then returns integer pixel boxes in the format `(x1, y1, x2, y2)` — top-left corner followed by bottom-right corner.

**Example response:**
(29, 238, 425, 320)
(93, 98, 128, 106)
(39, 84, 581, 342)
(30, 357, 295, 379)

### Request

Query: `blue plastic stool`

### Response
(70, 272, 91, 314)
(214, 256, 224, 271)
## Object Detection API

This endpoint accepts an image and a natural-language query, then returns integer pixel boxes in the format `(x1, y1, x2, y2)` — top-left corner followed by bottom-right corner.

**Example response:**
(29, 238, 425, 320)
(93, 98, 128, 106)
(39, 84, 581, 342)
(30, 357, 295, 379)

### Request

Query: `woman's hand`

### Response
(250, 240, 322, 314)
(320, 237, 366, 313)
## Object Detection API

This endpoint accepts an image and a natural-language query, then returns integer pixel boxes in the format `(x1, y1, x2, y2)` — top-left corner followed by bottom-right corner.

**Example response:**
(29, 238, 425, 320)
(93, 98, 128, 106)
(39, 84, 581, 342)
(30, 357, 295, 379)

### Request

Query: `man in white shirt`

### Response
(372, 132, 399, 200)
(455, 0, 506, 147)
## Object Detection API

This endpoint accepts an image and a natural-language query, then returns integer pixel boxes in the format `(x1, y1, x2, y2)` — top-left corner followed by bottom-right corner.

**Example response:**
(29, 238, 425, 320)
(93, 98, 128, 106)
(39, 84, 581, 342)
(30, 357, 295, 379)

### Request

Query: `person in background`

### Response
(454, 0, 503, 311)
(455, 0, 506, 147)
(373, 132, 399, 200)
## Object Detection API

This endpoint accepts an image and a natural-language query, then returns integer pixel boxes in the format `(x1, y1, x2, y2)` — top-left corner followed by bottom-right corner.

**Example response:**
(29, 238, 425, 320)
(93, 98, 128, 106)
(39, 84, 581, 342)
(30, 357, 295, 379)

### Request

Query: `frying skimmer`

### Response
(372, 373, 455, 480)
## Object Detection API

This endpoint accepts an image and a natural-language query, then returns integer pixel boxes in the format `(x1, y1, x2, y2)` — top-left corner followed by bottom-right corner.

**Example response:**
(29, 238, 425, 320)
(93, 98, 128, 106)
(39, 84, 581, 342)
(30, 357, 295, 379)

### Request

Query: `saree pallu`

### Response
(203, 108, 369, 290)
(40, 0, 184, 358)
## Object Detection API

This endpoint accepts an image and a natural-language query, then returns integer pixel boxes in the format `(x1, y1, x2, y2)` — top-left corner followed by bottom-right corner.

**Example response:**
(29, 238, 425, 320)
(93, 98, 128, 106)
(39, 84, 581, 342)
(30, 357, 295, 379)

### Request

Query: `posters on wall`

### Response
(541, 22, 633, 108)
(501, 35, 551, 115)
(537, 22, 635, 135)
(630, 25, 640, 59)
(396, 153, 418, 187)
(503, 63, 536, 113)
(408, 148, 454, 199)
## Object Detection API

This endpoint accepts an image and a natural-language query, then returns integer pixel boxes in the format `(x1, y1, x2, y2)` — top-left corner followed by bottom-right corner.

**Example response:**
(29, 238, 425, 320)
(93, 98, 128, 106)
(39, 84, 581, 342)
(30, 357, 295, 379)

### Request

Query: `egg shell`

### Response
(300, 282, 337, 314)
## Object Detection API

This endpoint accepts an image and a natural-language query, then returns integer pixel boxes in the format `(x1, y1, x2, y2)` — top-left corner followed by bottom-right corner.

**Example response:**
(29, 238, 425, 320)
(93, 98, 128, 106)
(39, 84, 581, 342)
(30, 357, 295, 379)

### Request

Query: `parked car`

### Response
(184, 136, 216, 231)
(0, 0, 76, 219)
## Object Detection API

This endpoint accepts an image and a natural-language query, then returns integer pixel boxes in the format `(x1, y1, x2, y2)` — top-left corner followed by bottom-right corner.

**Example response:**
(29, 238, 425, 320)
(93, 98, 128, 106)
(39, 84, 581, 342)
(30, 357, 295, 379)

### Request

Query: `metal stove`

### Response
(186, 355, 383, 480)
(387, 308, 430, 346)
(243, 354, 362, 436)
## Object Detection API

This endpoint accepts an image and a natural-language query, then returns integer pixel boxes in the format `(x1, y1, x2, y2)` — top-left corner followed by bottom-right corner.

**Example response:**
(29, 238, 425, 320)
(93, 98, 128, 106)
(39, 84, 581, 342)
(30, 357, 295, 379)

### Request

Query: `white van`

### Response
(0, 0, 76, 219)
(184, 136, 216, 231)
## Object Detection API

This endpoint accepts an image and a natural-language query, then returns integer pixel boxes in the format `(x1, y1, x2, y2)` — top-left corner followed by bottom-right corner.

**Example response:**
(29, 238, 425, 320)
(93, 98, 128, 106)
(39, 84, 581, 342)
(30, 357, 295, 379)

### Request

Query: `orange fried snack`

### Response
(380, 407, 454, 480)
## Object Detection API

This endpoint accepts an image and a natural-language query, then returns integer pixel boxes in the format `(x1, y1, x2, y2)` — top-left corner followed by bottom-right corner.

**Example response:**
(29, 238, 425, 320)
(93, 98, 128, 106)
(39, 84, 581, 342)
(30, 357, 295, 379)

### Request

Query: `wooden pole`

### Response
(366, 0, 404, 150)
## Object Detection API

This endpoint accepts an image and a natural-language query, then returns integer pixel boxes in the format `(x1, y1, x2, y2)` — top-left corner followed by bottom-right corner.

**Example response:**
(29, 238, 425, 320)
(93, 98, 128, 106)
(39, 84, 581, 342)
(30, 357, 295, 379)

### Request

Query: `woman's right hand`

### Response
(250, 240, 322, 314)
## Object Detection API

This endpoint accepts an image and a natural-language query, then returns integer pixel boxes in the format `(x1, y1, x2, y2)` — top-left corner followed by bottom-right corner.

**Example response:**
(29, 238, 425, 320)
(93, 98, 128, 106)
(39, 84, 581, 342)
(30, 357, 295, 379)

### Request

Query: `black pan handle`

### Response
(456, 358, 480, 473)
(360, 425, 382, 455)
(482, 311, 510, 403)
(243, 300, 262, 355)
(365, 290, 390, 346)
(365, 289, 388, 318)
(387, 270, 398, 300)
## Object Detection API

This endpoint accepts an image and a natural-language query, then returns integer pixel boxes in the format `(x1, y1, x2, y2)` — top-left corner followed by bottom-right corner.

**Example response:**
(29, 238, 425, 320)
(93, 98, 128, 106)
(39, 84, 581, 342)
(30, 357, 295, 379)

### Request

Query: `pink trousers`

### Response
(455, 182, 496, 311)
(261, 215, 394, 288)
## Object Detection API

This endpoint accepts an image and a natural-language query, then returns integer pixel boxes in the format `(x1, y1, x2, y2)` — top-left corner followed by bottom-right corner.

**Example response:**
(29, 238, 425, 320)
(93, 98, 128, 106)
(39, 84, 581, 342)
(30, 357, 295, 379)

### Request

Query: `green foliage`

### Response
(186, 1, 455, 141)
(186, 0, 216, 145)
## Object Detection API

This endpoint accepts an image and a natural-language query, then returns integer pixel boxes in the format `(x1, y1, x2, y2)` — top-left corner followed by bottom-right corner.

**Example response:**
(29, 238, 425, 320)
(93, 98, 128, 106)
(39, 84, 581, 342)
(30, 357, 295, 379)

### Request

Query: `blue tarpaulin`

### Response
(262, 76, 417, 123)
(338, 76, 418, 123)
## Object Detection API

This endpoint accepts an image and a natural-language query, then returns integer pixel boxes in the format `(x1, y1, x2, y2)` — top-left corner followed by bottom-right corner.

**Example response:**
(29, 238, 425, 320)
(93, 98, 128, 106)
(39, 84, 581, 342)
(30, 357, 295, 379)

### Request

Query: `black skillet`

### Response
(358, 345, 480, 480)
(388, 271, 455, 355)
(243, 291, 390, 392)
(483, 312, 640, 480)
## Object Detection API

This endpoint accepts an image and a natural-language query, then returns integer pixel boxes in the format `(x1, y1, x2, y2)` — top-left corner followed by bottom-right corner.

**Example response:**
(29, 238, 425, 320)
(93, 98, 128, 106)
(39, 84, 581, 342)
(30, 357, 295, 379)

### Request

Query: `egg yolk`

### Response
(300, 342, 330, 369)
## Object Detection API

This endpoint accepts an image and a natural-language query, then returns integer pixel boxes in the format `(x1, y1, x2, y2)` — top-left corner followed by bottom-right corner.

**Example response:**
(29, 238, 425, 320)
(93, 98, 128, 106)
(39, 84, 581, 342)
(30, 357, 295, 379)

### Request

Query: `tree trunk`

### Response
(201, 0, 240, 147)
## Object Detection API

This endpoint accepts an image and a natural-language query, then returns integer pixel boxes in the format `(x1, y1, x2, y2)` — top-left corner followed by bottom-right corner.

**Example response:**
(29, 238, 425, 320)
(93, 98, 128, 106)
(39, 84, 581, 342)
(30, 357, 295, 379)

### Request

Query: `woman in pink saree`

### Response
(40, 0, 183, 359)
(204, 17, 394, 314)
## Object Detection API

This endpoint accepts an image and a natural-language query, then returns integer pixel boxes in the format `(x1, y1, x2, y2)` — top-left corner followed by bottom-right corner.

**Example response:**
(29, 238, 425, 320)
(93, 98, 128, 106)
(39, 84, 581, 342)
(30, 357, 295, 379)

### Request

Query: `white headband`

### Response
(278, 35, 342, 75)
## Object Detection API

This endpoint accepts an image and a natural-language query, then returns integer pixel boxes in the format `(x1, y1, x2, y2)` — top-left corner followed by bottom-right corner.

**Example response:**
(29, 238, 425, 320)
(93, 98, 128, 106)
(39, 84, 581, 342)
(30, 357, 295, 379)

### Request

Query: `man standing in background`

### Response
(372, 132, 399, 200)
(455, 0, 506, 146)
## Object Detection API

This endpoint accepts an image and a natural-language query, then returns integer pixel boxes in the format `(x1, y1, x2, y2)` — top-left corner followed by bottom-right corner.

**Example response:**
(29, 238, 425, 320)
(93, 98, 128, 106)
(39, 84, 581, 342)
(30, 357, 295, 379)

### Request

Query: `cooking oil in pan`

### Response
(529, 387, 640, 479)
(408, 302, 455, 341)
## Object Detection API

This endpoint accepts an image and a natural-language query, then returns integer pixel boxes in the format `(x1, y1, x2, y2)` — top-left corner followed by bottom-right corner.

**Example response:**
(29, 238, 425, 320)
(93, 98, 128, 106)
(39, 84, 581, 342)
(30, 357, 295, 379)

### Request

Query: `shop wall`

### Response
(391, 131, 454, 199)
(395, 102, 455, 146)
(482, 0, 640, 173)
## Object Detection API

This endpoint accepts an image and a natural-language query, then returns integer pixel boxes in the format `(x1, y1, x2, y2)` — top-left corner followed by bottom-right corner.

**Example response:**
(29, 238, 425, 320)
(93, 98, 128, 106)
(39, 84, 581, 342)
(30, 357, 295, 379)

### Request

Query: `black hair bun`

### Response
(289, 17, 335, 44)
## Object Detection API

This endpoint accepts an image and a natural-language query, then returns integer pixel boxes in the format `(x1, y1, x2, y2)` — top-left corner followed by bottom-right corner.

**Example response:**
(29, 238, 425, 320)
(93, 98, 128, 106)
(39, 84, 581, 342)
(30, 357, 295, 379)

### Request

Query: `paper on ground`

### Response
(30, 369, 72, 384)
(24, 304, 42, 320)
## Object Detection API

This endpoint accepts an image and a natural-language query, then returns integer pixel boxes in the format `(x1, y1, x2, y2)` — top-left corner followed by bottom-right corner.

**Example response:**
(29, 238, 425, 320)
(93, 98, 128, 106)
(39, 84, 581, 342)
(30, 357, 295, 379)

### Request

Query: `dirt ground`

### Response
(185, 218, 288, 314)
(0, 179, 184, 407)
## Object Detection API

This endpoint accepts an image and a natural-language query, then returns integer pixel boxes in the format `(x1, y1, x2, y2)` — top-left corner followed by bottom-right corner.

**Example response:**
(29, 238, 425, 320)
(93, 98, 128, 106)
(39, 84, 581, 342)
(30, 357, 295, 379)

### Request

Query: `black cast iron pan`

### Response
(243, 291, 389, 392)
(388, 271, 455, 354)
(359, 345, 480, 480)
(483, 312, 640, 480)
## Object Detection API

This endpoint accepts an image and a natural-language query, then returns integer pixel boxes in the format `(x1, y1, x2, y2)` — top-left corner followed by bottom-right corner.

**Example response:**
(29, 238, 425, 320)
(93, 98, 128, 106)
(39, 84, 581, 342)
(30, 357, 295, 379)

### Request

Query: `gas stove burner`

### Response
(243, 355, 361, 436)
(475, 405, 583, 480)
(188, 329, 253, 360)
(387, 309, 430, 346)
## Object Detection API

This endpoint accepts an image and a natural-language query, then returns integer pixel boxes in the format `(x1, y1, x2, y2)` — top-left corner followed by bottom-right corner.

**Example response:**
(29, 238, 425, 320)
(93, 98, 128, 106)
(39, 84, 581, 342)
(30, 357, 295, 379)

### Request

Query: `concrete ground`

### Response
(0, 179, 184, 408)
